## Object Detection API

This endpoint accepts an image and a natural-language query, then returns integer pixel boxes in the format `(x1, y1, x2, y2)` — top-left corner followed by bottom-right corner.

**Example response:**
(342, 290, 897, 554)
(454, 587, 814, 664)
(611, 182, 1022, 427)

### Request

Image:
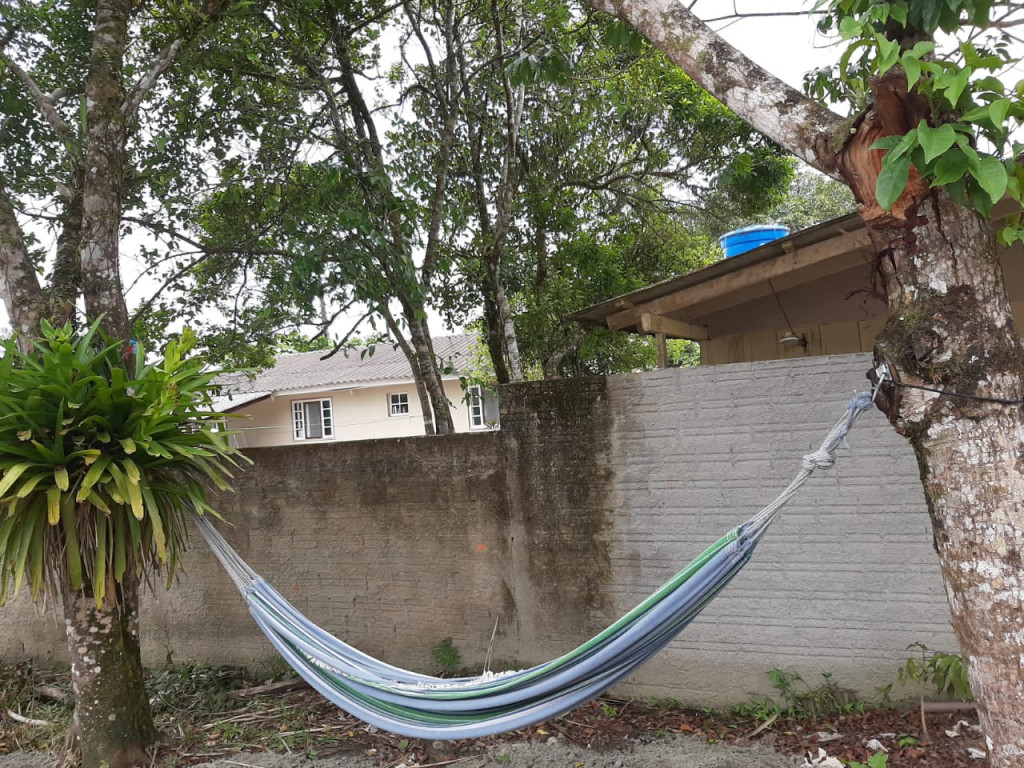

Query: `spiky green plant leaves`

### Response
(0, 320, 248, 608)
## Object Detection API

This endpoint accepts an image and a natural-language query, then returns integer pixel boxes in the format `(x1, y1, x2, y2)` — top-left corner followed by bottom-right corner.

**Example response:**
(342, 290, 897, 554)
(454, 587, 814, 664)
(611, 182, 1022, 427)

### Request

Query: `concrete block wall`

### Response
(0, 353, 955, 707)
(595, 354, 954, 704)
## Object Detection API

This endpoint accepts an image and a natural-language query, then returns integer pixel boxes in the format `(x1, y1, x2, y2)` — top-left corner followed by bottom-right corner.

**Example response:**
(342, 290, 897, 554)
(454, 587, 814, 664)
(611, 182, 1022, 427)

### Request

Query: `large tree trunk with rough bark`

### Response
(61, 3, 153, 765)
(80, 0, 132, 337)
(868, 193, 1024, 763)
(585, 2, 1024, 763)
(62, 575, 157, 768)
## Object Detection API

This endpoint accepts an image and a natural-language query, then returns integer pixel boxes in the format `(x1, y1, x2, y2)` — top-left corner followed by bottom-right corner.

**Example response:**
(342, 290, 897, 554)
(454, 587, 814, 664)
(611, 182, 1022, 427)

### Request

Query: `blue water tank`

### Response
(719, 225, 790, 258)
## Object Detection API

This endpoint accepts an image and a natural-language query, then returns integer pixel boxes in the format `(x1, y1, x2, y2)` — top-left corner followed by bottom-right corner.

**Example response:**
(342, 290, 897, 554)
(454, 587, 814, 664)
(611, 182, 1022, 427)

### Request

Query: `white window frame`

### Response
(468, 384, 486, 429)
(388, 392, 410, 417)
(292, 398, 334, 441)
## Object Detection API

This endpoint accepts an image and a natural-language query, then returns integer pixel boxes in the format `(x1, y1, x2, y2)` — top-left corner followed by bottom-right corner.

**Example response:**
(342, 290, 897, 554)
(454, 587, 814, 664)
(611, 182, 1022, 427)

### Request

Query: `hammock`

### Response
(197, 392, 875, 740)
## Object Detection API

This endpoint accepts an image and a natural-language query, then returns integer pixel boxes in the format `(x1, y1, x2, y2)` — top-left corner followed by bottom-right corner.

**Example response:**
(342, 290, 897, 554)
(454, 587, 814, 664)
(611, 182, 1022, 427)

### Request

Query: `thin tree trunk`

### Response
(405, 311, 455, 434)
(382, 310, 436, 436)
(492, 265, 523, 381)
(51, 171, 85, 325)
(481, 292, 511, 385)
(0, 177, 47, 338)
(62, 577, 157, 768)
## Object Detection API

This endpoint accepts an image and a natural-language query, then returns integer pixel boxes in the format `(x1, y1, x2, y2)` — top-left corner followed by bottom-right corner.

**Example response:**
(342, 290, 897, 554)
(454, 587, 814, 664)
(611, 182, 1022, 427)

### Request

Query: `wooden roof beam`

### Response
(639, 313, 710, 340)
(606, 227, 871, 331)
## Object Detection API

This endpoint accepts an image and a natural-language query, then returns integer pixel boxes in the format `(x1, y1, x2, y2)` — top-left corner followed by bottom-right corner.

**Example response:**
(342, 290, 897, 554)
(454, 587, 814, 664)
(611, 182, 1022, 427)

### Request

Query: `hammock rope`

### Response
(196, 389, 878, 740)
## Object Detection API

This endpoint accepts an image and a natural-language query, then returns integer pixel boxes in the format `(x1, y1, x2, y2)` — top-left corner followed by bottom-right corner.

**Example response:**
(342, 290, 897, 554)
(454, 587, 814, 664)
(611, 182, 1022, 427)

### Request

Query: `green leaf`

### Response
(933, 150, 970, 188)
(917, 122, 957, 164)
(139, 479, 166, 561)
(903, 55, 921, 89)
(12, 512, 36, 597)
(112, 511, 127, 582)
(988, 98, 1012, 128)
(973, 156, 1008, 204)
(839, 15, 862, 39)
(94, 513, 107, 609)
(46, 488, 61, 526)
(126, 476, 145, 521)
(0, 463, 32, 497)
(76, 455, 112, 503)
(29, 508, 44, 601)
(876, 153, 912, 210)
(874, 34, 901, 74)
(61, 498, 82, 591)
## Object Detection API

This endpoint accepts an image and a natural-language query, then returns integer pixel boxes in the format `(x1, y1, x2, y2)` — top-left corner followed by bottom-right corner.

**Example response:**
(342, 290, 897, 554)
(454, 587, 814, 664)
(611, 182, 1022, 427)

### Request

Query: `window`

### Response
(389, 392, 410, 416)
(292, 398, 334, 440)
(468, 385, 499, 429)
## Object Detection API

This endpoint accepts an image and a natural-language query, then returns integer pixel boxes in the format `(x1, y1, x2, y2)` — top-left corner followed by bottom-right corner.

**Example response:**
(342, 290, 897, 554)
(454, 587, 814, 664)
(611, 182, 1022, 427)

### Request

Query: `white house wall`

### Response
(227, 380, 485, 448)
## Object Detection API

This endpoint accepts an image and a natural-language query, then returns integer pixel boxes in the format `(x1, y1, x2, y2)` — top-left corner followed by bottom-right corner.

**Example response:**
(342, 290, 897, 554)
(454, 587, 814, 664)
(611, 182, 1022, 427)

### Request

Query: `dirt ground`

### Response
(0, 684, 986, 768)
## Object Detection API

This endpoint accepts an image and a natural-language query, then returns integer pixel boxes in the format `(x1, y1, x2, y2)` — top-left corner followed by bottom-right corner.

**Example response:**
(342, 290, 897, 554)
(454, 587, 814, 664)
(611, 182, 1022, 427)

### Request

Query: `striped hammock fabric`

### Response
(196, 392, 874, 740)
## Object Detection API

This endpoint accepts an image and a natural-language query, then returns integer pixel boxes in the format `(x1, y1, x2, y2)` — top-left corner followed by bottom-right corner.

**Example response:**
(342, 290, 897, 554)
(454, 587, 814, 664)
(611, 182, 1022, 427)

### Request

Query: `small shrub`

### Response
(431, 637, 461, 676)
(898, 642, 972, 740)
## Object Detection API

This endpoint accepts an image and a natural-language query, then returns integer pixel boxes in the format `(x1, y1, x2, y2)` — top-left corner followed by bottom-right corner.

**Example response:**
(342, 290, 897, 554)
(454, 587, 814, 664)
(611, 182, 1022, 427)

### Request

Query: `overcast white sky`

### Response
(0, 3, 842, 338)
(693, 1, 841, 91)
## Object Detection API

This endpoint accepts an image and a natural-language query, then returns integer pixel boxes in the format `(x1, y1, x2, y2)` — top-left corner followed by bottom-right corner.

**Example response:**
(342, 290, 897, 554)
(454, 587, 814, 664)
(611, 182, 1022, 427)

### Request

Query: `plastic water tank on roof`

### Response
(719, 225, 789, 258)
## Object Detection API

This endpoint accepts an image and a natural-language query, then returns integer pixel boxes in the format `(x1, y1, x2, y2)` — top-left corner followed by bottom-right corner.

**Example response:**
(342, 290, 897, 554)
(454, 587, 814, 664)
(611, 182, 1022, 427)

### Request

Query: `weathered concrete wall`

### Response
(0, 354, 954, 706)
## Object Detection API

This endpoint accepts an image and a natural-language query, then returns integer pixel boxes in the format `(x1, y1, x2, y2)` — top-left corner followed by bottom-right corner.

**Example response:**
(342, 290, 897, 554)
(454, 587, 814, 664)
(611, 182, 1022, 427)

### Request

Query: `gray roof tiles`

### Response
(215, 334, 477, 410)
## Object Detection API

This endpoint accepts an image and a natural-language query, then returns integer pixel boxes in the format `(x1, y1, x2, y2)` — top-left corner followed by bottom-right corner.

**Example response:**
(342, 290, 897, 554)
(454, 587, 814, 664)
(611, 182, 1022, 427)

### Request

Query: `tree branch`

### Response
(123, 37, 187, 116)
(0, 51, 77, 151)
(585, 0, 846, 177)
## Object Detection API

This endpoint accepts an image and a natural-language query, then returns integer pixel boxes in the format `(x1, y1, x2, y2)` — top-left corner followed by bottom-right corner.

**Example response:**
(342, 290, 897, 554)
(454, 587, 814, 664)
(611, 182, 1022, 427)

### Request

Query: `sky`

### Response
(0, 3, 849, 339)
(691, 1, 842, 92)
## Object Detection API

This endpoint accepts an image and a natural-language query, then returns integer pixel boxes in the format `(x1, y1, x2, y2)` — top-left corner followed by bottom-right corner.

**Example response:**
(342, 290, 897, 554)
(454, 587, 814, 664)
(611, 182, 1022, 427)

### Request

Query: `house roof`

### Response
(215, 334, 477, 411)
(568, 213, 873, 339)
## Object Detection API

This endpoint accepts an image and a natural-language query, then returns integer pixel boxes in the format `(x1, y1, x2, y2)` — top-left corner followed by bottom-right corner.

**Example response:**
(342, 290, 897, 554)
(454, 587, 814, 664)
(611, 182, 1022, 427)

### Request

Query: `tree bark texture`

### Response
(52, 171, 86, 325)
(80, 0, 132, 338)
(869, 194, 1024, 766)
(585, 3, 1024, 763)
(383, 311, 437, 436)
(840, 79, 1024, 762)
(62, 579, 157, 768)
(404, 310, 456, 435)
(0, 178, 47, 338)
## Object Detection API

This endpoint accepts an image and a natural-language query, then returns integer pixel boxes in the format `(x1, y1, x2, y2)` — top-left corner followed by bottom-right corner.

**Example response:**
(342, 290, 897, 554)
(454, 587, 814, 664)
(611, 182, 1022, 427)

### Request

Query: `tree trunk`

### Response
(482, 292, 512, 385)
(0, 178, 47, 338)
(383, 311, 436, 436)
(405, 312, 455, 435)
(487, 257, 525, 382)
(62, 577, 157, 768)
(80, 0, 132, 338)
(857, 192, 1024, 765)
(51, 172, 85, 326)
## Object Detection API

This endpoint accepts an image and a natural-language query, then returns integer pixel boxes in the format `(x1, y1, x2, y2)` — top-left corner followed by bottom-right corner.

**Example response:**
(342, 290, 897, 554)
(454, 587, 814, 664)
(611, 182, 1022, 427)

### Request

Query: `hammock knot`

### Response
(802, 448, 835, 471)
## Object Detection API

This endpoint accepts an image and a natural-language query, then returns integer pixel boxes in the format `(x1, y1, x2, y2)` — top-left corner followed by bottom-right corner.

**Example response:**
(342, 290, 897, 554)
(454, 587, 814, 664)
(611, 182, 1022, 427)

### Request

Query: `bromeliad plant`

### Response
(0, 319, 246, 607)
(0, 319, 248, 768)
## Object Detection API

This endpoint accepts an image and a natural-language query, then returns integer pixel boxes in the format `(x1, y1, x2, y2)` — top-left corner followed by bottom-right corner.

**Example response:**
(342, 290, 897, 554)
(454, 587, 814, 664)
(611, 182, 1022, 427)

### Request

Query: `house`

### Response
(569, 209, 1024, 365)
(215, 334, 499, 448)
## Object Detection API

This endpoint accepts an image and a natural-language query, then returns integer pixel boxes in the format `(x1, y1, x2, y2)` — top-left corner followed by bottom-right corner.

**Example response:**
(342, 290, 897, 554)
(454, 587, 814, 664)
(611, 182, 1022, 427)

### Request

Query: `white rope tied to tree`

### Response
(747, 391, 877, 541)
